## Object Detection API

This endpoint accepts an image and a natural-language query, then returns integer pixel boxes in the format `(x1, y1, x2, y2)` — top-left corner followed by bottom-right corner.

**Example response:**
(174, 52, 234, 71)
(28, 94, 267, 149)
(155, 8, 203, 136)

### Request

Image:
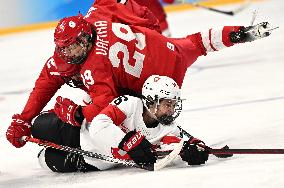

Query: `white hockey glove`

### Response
(230, 22, 279, 43)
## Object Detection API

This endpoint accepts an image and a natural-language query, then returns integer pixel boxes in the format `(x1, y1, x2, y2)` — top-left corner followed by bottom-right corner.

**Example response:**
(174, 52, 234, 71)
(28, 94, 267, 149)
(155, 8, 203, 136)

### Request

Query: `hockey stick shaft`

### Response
(177, 126, 284, 155)
(23, 136, 154, 171)
(209, 148, 284, 155)
(24, 136, 184, 171)
(190, 3, 234, 15)
(157, 148, 284, 156)
(188, 0, 251, 16)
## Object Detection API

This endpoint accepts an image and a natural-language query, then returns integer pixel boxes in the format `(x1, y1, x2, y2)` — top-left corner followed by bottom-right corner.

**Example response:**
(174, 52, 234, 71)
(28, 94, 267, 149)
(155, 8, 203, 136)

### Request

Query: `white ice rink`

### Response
(1, 0, 284, 187)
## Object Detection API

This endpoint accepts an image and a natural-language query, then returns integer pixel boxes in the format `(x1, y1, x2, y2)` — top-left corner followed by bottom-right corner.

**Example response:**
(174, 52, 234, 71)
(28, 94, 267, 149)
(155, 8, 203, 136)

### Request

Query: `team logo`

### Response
(69, 21, 76, 28)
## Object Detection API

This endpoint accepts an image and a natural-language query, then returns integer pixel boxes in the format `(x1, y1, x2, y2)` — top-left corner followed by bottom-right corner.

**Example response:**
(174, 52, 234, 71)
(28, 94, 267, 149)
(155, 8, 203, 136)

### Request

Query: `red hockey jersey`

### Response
(20, 0, 161, 122)
(80, 18, 241, 121)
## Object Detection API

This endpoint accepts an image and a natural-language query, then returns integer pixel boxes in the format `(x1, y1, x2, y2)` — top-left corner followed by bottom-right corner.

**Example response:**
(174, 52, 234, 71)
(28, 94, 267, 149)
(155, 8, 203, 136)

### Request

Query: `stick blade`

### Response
(154, 140, 184, 171)
(212, 145, 233, 158)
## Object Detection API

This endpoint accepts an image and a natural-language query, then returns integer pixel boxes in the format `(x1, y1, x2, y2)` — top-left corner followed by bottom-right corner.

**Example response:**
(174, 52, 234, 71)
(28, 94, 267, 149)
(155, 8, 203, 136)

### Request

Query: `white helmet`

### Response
(142, 75, 182, 124)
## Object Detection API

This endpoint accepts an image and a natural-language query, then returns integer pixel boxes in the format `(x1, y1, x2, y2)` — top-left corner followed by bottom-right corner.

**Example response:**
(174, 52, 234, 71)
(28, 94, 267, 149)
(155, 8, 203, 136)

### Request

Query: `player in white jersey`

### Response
(32, 75, 208, 172)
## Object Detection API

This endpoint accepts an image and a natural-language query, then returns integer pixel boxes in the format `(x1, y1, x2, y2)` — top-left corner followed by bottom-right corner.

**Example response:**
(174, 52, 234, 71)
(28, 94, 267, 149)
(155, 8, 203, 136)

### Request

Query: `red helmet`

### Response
(54, 14, 94, 64)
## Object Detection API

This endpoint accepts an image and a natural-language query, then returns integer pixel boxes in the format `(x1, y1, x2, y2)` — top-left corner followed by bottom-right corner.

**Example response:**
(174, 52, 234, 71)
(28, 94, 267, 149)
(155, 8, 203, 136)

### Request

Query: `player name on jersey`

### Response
(95, 21, 109, 56)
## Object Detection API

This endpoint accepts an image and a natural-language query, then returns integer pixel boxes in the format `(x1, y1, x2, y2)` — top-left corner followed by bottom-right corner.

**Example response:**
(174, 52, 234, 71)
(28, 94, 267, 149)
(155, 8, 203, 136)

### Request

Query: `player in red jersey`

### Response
(6, 0, 275, 149)
(6, 0, 162, 148)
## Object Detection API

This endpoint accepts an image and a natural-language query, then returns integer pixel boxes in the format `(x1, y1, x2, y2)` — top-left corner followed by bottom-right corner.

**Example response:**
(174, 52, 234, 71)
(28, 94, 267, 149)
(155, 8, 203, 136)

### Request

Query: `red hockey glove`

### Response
(53, 96, 84, 127)
(6, 114, 31, 148)
(118, 131, 157, 166)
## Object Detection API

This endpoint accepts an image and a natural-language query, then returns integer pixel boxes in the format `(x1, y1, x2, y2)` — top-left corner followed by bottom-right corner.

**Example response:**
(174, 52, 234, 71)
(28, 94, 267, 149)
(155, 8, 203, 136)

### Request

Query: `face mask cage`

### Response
(157, 98, 182, 125)
(61, 73, 84, 88)
(56, 33, 93, 65)
(144, 95, 183, 125)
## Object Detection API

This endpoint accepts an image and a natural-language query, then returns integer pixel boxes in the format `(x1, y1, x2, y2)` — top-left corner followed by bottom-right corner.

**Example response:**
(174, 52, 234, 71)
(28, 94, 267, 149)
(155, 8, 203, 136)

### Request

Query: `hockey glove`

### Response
(6, 114, 31, 148)
(54, 96, 84, 127)
(187, 137, 206, 148)
(118, 131, 157, 166)
(229, 22, 275, 43)
(180, 137, 209, 165)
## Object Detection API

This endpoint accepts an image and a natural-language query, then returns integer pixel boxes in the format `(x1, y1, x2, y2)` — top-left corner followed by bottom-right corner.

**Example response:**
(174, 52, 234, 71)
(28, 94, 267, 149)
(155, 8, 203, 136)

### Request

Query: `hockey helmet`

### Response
(54, 14, 94, 65)
(142, 75, 182, 125)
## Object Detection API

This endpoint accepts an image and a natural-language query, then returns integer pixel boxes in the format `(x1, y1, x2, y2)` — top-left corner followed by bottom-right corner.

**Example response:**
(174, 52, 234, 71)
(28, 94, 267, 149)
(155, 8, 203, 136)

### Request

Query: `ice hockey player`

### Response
(5, 0, 276, 150)
(31, 75, 208, 172)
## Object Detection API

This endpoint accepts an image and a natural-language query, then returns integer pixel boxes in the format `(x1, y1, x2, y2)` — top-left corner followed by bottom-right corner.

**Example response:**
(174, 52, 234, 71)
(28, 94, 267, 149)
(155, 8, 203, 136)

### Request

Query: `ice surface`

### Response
(1, 1, 284, 187)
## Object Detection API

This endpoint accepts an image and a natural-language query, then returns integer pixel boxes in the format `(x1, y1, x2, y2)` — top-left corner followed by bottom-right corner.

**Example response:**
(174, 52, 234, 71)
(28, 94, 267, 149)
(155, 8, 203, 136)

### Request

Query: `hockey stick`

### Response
(188, 0, 251, 16)
(157, 147, 284, 156)
(177, 126, 233, 158)
(176, 127, 284, 156)
(209, 148, 284, 155)
(23, 136, 183, 171)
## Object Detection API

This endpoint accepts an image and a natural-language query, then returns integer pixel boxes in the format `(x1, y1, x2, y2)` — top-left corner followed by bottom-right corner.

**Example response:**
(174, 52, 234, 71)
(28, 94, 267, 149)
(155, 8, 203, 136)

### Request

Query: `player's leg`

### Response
(134, 0, 170, 36)
(31, 112, 80, 147)
(32, 112, 99, 172)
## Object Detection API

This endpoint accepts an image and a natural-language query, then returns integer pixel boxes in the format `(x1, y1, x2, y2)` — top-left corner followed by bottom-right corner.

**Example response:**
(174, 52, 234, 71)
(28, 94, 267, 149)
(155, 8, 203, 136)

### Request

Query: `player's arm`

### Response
(82, 95, 142, 129)
(88, 96, 157, 165)
(21, 57, 65, 122)
(187, 22, 274, 56)
(158, 124, 209, 166)
(53, 70, 119, 125)
(6, 57, 65, 148)
(52, 84, 116, 127)
(82, 87, 117, 122)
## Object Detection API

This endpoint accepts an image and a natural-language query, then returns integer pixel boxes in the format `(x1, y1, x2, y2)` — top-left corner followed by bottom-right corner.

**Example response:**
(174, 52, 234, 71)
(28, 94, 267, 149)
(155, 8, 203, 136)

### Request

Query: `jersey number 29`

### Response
(109, 23, 146, 78)
(81, 23, 146, 88)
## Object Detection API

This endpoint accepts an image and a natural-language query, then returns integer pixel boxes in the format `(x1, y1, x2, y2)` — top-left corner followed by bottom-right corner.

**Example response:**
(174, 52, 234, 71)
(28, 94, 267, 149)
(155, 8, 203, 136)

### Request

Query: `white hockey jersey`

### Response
(80, 95, 189, 170)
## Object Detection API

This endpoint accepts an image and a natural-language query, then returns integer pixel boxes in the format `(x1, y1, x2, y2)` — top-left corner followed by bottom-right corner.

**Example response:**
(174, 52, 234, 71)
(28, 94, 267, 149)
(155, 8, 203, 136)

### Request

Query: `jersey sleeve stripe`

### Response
(201, 30, 215, 53)
(210, 27, 227, 50)
(100, 104, 127, 126)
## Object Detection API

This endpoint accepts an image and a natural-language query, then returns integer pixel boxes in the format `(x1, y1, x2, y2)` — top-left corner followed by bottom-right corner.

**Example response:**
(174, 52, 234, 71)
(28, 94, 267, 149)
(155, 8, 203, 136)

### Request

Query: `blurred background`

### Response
(0, 0, 93, 28)
(0, 0, 247, 35)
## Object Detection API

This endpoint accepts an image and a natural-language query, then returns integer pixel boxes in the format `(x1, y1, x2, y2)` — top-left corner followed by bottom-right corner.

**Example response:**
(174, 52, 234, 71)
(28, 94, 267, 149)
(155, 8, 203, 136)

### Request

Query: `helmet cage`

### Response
(56, 32, 93, 65)
(145, 95, 182, 125)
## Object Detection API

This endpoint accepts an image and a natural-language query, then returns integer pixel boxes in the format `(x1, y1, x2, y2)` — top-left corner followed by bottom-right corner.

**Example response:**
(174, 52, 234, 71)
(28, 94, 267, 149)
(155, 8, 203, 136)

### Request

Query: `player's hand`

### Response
(230, 22, 277, 43)
(53, 96, 84, 126)
(6, 114, 31, 148)
(118, 131, 157, 166)
(188, 137, 206, 148)
(180, 137, 209, 165)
